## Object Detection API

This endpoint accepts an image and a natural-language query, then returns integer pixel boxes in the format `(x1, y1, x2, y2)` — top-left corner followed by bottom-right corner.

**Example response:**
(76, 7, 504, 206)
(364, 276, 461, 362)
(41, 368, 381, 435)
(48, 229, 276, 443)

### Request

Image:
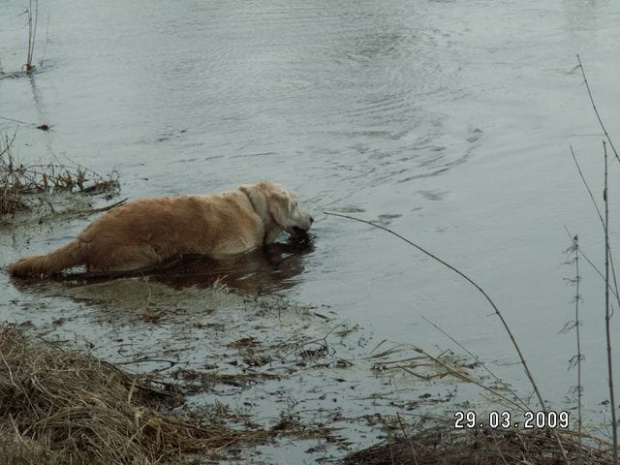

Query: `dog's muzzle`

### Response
(288, 214, 313, 235)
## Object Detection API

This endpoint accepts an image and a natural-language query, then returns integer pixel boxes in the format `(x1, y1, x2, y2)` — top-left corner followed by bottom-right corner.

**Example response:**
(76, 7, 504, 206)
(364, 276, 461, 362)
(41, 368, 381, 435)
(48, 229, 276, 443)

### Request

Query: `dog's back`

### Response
(8, 182, 311, 278)
(9, 191, 262, 276)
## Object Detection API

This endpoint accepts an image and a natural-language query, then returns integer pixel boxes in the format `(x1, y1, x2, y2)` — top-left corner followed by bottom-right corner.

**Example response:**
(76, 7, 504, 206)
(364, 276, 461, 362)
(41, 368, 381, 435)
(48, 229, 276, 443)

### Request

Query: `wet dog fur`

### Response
(9, 182, 313, 277)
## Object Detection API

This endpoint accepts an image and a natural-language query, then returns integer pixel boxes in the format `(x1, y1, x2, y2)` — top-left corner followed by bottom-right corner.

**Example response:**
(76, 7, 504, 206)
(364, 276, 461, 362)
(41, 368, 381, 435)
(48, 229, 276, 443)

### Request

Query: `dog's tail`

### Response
(9, 240, 88, 277)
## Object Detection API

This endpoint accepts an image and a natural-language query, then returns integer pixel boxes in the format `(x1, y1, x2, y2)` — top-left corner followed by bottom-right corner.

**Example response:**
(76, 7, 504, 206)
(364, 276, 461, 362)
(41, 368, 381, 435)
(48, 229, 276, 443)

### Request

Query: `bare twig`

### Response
(603, 141, 618, 464)
(576, 55, 619, 163)
(73, 198, 127, 217)
(569, 146, 604, 225)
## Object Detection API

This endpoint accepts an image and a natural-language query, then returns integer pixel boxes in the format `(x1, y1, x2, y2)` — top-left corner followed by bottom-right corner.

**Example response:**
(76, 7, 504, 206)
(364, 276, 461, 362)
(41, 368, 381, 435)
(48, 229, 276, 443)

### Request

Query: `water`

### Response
(2, 0, 620, 460)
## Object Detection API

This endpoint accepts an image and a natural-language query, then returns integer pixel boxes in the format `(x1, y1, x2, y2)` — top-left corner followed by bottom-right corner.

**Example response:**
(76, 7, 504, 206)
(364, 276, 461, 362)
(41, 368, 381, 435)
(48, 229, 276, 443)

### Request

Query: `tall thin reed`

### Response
(563, 233, 583, 460)
(603, 141, 618, 464)
(575, 235, 583, 450)
(324, 211, 570, 464)
(25, 0, 38, 73)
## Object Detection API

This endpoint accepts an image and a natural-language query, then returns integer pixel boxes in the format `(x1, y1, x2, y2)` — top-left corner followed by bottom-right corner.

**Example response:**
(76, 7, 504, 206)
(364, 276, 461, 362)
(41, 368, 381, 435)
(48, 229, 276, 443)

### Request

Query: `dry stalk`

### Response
(344, 421, 615, 465)
(371, 339, 528, 412)
(576, 55, 619, 163)
(563, 233, 584, 463)
(603, 141, 618, 464)
(421, 315, 508, 389)
(574, 235, 584, 451)
(24, 0, 39, 73)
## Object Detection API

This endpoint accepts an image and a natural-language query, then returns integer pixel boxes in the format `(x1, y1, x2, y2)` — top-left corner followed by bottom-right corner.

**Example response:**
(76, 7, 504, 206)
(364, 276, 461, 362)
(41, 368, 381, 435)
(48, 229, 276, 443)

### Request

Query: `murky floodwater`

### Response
(2, 0, 620, 461)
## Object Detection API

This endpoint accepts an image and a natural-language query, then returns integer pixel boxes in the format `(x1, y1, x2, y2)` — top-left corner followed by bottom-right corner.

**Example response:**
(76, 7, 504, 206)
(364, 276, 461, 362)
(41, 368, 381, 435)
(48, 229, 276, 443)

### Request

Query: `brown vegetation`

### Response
(0, 327, 270, 465)
(344, 424, 615, 465)
(0, 132, 119, 216)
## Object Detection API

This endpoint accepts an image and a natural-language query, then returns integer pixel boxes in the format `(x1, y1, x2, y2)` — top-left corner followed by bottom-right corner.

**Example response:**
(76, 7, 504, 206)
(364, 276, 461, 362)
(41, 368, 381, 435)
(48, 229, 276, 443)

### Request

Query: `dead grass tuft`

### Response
(0, 132, 120, 216)
(0, 328, 270, 465)
(343, 423, 616, 465)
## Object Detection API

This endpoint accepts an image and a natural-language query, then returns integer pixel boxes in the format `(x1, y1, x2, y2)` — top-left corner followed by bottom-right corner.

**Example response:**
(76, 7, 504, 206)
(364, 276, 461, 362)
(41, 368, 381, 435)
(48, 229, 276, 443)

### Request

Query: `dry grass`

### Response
(343, 423, 616, 465)
(0, 134, 28, 214)
(0, 327, 270, 465)
(0, 132, 120, 216)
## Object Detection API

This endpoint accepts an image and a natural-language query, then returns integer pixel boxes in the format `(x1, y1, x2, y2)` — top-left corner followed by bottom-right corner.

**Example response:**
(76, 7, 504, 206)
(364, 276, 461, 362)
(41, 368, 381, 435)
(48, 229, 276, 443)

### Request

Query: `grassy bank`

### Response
(0, 327, 271, 465)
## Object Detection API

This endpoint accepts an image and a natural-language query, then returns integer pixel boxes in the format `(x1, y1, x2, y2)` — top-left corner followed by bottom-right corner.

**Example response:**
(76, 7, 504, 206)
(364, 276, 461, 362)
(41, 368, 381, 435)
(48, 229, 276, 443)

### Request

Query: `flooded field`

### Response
(2, 0, 620, 462)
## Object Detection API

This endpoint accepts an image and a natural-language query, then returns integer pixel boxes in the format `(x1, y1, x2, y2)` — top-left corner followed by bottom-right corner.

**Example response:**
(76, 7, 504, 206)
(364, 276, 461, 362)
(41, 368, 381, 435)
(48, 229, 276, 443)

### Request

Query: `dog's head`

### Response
(240, 182, 313, 242)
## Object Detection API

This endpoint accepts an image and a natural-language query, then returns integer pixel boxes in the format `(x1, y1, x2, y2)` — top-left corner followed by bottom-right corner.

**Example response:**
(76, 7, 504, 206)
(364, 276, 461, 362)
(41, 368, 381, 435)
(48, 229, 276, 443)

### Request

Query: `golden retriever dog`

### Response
(9, 181, 313, 277)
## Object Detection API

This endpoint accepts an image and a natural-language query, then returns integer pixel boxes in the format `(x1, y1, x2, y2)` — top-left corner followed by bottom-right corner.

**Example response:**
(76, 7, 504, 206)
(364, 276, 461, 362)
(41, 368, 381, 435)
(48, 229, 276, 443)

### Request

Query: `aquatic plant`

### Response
(23, 0, 38, 73)
(0, 131, 120, 216)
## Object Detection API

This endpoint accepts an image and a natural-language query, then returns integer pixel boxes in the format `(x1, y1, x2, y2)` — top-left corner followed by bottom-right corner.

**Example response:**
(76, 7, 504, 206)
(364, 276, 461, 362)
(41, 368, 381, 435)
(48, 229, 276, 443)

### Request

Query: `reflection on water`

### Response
(10, 236, 315, 295)
(152, 236, 315, 293)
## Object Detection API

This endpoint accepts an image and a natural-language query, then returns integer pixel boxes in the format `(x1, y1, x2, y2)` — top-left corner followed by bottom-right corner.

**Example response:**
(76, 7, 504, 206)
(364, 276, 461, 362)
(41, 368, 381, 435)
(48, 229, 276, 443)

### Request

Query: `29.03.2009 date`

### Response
(454, 411, 569, 429)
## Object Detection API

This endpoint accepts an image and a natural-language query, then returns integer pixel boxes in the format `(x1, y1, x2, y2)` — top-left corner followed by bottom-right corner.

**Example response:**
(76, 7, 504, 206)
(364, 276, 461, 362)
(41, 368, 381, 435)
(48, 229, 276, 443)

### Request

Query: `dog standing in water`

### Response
(9, 182, 313, 277)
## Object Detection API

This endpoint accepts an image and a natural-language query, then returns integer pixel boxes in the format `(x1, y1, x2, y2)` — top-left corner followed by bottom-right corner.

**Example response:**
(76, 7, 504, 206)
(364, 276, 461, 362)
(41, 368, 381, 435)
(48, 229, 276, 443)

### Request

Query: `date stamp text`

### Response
(454, 411, 569, 429)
